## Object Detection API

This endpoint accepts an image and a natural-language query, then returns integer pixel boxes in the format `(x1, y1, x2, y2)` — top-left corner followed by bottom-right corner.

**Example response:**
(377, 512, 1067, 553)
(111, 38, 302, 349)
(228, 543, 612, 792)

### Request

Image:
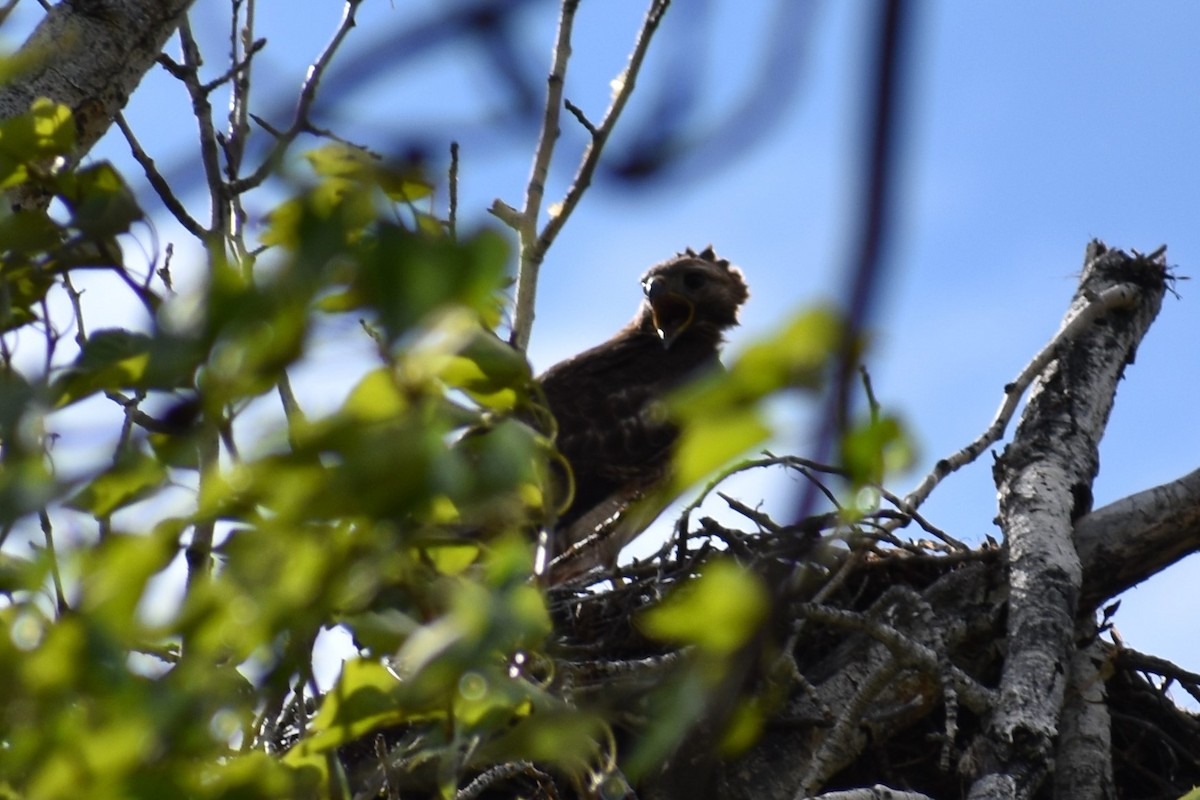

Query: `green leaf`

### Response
(259, 196, 304, 248)
(59, 162, 143, 238)
(51, 328, 154, 406)
(284, 659, 414, 768)
(67, 451, 167, 517)
(671, 407, 770, 492)
(0, 209, 64, 252)
(342, 367, 408, 422)
(0, 551, 36, 593)
(357, 226, 509, 342)
(841, 413, 913, 486)
(0, 98, 75, 188)
(340, 609, 421, 654)
(304, 141, 377, 181)
(473, 709, 605, 770)
(77, 531, 176, 623)
(438, 329, 531, 411)
(638, 559, 769, 655)
(0, 264, 56, 331)
(379, 171, 434, 204)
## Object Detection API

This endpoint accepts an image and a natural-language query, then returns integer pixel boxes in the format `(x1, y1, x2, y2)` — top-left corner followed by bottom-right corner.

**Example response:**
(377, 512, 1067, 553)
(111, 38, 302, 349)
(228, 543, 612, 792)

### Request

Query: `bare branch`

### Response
(448, 141, 460, 240)
(503, 0, 580, 351)
(176, 15, 226, 232)
(1076, 465, 1200, 609)
(902, 281, 1147, 516)
(227, 0, 364, 195)
(115, 111, 207, 238)
(808, 788, 935, 800)
(508, 0, 673, 352)
(37, 510, 67, 615)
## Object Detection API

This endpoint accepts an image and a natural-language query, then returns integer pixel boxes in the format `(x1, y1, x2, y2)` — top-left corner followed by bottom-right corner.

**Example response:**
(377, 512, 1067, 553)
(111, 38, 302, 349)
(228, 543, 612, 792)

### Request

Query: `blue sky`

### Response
(5, 1, 1199, 693)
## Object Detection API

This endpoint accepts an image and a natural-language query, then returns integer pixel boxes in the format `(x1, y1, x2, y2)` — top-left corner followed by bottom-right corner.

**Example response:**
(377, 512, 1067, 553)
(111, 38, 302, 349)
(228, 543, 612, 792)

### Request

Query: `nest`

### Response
(325, 509, 1200, 799)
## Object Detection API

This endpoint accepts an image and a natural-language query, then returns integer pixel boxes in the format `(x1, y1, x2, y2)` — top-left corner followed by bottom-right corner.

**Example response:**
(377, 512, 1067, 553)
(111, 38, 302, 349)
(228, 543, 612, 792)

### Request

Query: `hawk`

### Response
(537, 246, 749, 582)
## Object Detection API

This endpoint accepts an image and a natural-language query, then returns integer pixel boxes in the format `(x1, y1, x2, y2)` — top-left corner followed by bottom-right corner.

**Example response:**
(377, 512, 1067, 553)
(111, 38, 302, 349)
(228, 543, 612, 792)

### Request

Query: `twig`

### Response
(876, 487, 967, 551)
(184, 428, 221, 621)
(115, 112, 206, 239)
(502, 0, 580, 352)
(1118, 648, 1200, 706)
(671, 452, 844, 551)
(62, 273, 87, 347)
(227, 0, 364, 195)
(795, 601, 994, 714)
(457, 761, 560, 800)
(808, 787, 934, 800)
(798, 656, 903, 796)
(176, 16, 227, 232)
(506, 0, 673, 352)
(38, 510, 68, 615)
(222, 0, 259, 265)
(277, 372, 306, 449)
(899, 281, 1142, 517)
(719, 493, 780, 533)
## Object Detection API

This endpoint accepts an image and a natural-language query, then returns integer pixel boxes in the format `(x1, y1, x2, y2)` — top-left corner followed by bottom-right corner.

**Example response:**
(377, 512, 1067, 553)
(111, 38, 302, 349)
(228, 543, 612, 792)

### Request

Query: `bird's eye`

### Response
(683, 271, 707, 290)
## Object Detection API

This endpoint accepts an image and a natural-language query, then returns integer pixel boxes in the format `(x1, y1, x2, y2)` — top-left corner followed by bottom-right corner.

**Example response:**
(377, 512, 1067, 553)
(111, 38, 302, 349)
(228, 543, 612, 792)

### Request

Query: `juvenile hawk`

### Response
(538, 246, 749, 581)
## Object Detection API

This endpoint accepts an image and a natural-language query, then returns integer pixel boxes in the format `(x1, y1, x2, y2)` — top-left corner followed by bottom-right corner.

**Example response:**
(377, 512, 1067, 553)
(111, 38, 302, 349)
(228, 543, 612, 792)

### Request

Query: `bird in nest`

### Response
(536, 246, 749, 583)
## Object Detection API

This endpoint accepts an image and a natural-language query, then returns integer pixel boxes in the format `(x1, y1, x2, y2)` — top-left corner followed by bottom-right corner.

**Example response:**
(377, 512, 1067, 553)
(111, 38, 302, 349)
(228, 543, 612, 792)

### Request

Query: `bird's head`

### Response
(640, 246, 749, 348)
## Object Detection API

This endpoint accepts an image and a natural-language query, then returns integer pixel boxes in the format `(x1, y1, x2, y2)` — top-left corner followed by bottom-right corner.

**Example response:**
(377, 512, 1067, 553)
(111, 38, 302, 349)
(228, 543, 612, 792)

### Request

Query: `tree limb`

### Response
(967, 242, 1168, 799)
(1075, 465, 1200, 609)
(0, 0, 195, 204)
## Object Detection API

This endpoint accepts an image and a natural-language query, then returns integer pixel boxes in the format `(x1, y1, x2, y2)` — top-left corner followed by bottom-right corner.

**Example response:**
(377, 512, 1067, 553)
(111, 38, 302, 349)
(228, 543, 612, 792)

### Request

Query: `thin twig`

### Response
(115, 113, 207, 239)
(227, 0, 364, 195)
(38, 510, 68, 615)
(898, 281, 1143, 517)
(506, 0, 673, 352)
(177, 16, 227, 233)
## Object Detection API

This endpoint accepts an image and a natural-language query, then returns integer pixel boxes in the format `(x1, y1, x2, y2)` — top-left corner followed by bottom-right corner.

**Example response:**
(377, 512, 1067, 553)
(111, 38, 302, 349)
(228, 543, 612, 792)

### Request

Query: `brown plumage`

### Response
(537, 246, 749, 581)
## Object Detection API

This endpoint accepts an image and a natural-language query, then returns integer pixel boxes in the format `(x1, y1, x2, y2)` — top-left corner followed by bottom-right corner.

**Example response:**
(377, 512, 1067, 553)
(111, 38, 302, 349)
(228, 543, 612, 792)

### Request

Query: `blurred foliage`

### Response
(0, 93, 906, 798)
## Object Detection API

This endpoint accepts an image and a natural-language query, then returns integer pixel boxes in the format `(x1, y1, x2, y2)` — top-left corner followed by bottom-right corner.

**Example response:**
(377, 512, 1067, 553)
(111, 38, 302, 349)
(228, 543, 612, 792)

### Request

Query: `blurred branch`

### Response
(184, 428, 221, 604)
(38, 510, 67, 615)
(794, 0, 911, 524)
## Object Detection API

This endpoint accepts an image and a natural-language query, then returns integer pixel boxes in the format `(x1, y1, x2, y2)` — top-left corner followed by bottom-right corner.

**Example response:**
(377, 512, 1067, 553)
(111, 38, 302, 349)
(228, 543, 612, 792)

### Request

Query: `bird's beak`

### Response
(646, 279, 694, 349)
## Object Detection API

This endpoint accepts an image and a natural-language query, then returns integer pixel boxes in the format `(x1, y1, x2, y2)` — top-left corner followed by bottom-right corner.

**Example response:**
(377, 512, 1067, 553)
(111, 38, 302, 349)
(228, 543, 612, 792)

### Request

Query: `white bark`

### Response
(1076, 466, 1200, 608)
(1053, 633, 1115, 799)
(807, 787, 934, 800)
(967, 242, 1167, 799)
